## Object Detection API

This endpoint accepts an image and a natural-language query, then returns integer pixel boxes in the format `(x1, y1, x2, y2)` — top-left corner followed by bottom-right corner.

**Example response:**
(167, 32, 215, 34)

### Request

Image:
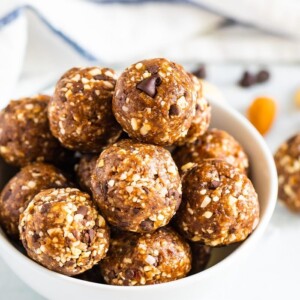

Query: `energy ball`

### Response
(190, 243, 211, 275)
(175, 160, 259, 246)
(100, 227, 191, 286)
(49, 67, 122, 152)
(19, 188, 110, 276)
(174, 128, 249, 173)
(176, 74, 211, 145)
(75, 154, 98, 193)
(274, 134, 300, 212)
(113, 58, 196, 146)
(91, 140, 182, 232)
(0, 95, 63, 167)
(0, 162, 70, 237)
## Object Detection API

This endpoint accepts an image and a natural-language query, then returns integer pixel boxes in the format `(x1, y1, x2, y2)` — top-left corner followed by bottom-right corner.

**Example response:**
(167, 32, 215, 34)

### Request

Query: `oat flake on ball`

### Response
(0, 162, 70, 238)
(49, 67, 122, 152)
(175, 160, 259, 246)
(19, 188, 110, 276)
(91, 139, 182, 232)
(0, 95, 63, 167)
(112, 58, 196, 146)
(101, 227, 191, 286)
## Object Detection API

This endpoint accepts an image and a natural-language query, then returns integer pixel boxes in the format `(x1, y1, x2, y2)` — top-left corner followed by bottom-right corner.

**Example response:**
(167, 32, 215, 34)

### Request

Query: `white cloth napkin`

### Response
(1, 0, 300, 102)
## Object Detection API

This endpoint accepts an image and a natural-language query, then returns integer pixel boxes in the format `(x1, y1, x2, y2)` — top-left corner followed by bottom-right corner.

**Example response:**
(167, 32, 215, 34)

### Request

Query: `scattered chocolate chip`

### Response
(136, 74, 162, 98)
(77, 206, 88, 216)
(192, 65, 206, 79)
(239, 71, 256, 88)
(256, 70, 270, 83)
(169, 104, 180, 116)
(147, 65, 159, 74)
(140, 219, 154, 231)
(40, 203, 51, 214)
(208, 180, 220, 190)
(94, 74, 107, 81)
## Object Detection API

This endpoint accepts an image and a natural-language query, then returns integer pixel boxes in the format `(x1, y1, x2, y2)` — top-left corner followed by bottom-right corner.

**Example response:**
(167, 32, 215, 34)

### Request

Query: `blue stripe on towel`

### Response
(0, 5, 97, 62)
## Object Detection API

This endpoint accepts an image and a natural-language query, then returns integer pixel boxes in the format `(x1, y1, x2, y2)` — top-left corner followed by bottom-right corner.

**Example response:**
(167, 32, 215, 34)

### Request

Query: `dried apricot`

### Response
(247, 96, 276, 135)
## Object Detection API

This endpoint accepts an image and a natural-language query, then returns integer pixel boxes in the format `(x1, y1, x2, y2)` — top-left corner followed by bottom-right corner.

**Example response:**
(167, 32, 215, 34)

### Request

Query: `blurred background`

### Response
(1, 0, 300, 299)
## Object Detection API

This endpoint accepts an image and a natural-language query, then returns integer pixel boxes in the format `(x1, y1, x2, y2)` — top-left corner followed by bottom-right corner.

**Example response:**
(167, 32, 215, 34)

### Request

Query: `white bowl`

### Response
(0, 98, 277, 300)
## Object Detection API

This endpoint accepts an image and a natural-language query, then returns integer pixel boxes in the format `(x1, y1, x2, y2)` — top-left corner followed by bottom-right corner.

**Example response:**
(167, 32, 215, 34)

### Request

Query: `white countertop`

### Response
(1, 64, 300, 300)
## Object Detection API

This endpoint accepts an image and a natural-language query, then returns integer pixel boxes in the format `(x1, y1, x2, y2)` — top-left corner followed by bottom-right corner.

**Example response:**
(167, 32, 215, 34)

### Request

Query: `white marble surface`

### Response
(1, 64, 300, 299)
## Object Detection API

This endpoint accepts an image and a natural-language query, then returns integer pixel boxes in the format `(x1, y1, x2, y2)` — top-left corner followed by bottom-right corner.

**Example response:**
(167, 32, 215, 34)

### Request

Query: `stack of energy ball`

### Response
(0, 58, 260, 286)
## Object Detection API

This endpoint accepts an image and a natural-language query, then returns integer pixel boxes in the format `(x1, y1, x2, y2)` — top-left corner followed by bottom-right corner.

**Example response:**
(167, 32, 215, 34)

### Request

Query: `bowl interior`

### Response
(0, 98, 277, 292)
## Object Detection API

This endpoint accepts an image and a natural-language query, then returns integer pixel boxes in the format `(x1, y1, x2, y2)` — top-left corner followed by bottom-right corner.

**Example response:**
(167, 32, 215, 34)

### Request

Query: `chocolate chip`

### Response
(65, 260, 74, 267)
(142, 186, 149, 194)
(147, 65, 159, 74)
(192, 65, 206, 79)
(136, 74, 162, 98)
(77, 206, 88, 216)
(40, 203, 51, 214)
(94, 74, 107, 81)
(239, 71, 256, 88)
(125, 269, 135, 279)
(169, 104, 180, 116)
(140, 219, 154, 231)
(32, 233, 40, 243)
(71, 230, 80, 240)
(208, 180, 220, 190)
(2, 189, 12, 201)
(82, 232, 90, 244)
(88, 229, 95, 242)
(108, 270, 116, 279)
(72, 82, 84, 93)
(133, 207, 141, 215)
(256, 70, 270, 83)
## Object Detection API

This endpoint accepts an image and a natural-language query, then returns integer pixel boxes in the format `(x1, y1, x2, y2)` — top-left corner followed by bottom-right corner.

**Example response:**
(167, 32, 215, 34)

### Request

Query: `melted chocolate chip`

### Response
(169, 104, 180, 116)
(136, 74, 162, 98)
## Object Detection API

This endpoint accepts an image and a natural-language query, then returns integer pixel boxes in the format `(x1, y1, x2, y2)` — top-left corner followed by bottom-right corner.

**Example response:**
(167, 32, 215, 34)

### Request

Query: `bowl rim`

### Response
(0, 98, 278, 291)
